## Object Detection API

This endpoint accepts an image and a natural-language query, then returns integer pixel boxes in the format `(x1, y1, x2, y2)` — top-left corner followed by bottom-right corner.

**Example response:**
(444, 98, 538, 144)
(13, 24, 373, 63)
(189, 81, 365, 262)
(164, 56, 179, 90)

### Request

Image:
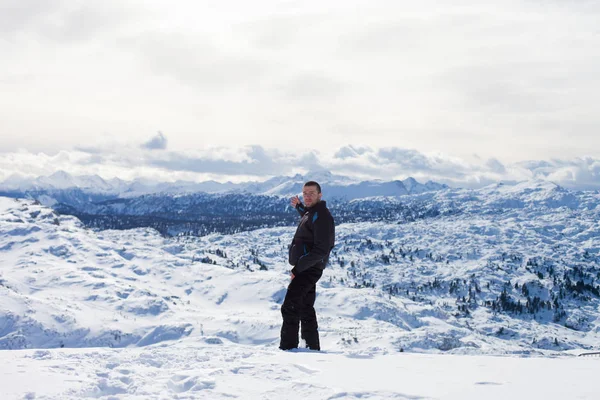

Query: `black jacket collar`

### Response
(306, 200, 327, 212)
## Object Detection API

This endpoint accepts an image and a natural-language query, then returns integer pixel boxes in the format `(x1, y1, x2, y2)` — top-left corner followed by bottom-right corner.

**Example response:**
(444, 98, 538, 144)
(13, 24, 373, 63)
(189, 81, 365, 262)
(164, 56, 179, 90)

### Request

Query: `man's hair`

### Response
(304, 181, 321, 193)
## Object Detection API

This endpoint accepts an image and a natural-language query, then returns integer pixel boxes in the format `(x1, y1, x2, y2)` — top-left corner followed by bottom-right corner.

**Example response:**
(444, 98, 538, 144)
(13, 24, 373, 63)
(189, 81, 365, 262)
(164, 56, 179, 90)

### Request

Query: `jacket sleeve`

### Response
(293, 214, 334, 274)
(295, 203, 306, 216)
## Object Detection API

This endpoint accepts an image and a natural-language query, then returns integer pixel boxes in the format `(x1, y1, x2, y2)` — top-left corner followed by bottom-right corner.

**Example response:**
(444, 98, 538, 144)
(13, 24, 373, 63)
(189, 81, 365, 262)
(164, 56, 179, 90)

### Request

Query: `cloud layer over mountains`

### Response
(1, 137, 599, 190)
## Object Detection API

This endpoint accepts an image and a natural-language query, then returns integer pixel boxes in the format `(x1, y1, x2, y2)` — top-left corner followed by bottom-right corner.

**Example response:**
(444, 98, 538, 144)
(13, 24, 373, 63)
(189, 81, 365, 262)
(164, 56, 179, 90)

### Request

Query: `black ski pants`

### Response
(279, 266, 323, 350)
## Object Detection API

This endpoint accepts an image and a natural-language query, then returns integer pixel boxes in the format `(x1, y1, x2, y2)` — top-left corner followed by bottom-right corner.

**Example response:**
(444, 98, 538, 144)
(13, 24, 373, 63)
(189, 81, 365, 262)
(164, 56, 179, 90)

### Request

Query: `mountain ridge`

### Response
(0, 169, 448, 200)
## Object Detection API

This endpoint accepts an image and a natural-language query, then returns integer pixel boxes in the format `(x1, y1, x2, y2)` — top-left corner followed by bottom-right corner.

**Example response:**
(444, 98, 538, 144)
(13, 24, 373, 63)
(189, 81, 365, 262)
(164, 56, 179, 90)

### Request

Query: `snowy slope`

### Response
(2, 187, 600, 354)
(1, 344, 598, 399)
(2, 192, 600, 398)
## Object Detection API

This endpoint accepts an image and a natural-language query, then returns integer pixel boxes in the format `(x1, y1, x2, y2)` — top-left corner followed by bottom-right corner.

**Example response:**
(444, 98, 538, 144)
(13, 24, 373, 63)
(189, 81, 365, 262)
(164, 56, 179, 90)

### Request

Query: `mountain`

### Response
(2, 180, 600, 397)
(402, 177, 447, 194)
(3, 171, 115, 192)
(0, 170, 448, 203)
(258, 170, 410, 198)
(0, 170, 449, 234)
(4, 172, 594, 243)
(1, 179, 600, 355)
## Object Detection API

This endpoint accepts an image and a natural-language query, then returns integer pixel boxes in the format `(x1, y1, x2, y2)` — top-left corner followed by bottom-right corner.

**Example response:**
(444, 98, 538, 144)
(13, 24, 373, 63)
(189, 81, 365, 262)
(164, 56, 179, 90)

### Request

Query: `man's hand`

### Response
(291, 272, 295, 280)
(290, 195, 300, 208)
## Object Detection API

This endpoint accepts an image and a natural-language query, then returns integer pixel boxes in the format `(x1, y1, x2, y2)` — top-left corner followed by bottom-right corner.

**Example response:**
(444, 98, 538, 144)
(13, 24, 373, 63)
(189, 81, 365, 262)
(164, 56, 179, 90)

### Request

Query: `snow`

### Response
(0, 344, 598, 399)
(0, 170, 446, 199)
(1, 191, 600, 398)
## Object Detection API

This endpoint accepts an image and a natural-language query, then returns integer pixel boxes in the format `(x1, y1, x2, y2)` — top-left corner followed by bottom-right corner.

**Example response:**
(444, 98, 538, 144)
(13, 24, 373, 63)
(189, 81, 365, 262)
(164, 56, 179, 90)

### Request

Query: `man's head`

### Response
(302, 181, 322, 207)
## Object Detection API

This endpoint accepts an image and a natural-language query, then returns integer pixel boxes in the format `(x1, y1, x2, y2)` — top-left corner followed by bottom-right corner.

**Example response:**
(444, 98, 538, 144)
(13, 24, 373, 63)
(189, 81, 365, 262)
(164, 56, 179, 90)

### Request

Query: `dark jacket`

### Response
(288, 200, 335, 274)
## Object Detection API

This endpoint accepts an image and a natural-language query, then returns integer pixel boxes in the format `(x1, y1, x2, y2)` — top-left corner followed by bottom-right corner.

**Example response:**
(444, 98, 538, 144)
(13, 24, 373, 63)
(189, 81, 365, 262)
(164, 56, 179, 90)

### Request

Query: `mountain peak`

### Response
(48, 170, 73, 180)
(303, 169, 333, 181)
(402, 177, 419, 190)
(35, 170, 77, 189)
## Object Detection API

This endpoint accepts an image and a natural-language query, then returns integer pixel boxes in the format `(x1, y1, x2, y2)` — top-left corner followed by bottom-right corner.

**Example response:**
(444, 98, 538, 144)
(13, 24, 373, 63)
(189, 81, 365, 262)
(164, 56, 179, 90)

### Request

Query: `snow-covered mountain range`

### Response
(0, 170, 447, 200)
(2, 179, 599, 355)
(0, 170, 451, 237)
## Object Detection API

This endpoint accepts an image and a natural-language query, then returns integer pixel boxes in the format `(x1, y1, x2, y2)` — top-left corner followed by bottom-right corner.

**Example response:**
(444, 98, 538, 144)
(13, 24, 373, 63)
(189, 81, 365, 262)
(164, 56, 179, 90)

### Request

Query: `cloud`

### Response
(0, 0, 138, 42)
(123, 31, 270, 91)
(146, 145, 319, 176)
(0, 0, 63, 35)
(517, 157, 600, 190)
(141, 131, 168, 150)
(376, 148, 436, 172)
(485, 158, 506, 174)
(2, 1, 600, 162)
(4, 143, 599, 190)
(276, 72, 346, 101)
(334, 145, 372, 160)
(327, 147, 484, 183)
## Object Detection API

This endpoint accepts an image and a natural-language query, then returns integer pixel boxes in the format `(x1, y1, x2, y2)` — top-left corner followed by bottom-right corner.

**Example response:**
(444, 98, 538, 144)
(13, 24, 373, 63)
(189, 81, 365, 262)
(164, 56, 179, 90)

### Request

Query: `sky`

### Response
(1, 0, 600, 188)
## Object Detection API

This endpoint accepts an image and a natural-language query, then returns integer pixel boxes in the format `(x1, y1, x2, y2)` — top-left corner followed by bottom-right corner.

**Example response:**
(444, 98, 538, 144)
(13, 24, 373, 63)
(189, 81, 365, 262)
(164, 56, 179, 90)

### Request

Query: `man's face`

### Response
(302, 185, 322, 207)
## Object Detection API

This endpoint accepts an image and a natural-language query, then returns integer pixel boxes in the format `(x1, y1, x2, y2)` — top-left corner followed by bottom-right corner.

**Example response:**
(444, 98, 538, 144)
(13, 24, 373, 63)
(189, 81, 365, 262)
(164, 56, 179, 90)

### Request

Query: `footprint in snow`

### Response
(292, 364, 320, 375)
(167, 374, 215, 393)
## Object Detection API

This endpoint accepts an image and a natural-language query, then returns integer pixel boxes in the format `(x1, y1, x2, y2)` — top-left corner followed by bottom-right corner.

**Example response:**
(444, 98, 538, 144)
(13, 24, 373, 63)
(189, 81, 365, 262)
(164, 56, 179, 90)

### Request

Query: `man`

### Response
(280, 181, 335, 351)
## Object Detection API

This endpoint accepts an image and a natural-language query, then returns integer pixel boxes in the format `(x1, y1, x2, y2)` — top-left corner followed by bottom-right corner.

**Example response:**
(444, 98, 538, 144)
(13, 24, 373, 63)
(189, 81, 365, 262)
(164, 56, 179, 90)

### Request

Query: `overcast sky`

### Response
(1, 0, 600, 187)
